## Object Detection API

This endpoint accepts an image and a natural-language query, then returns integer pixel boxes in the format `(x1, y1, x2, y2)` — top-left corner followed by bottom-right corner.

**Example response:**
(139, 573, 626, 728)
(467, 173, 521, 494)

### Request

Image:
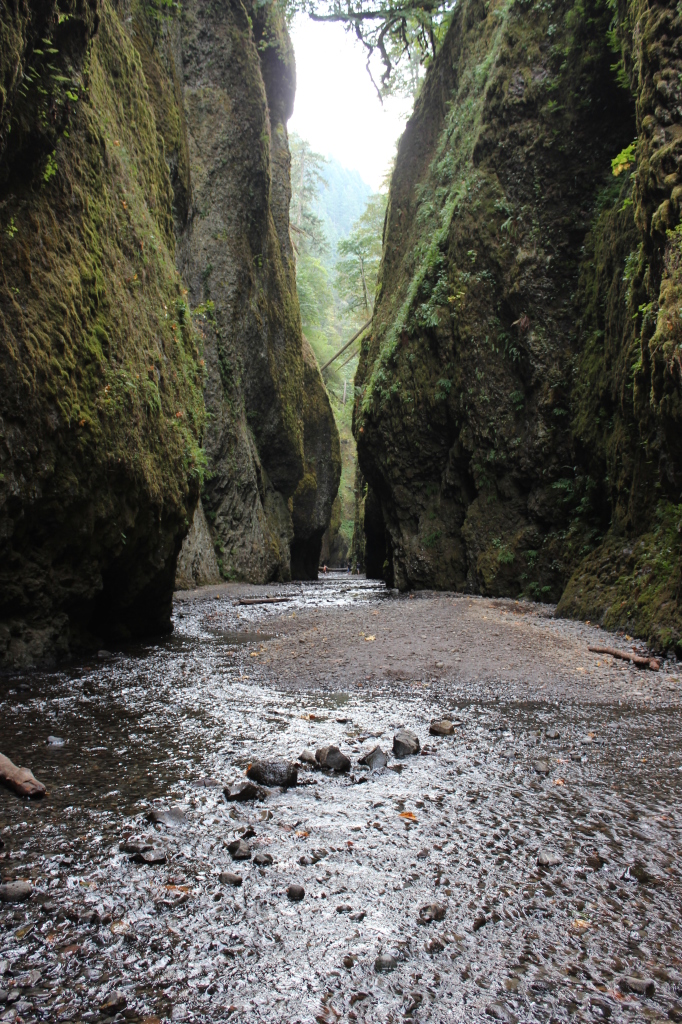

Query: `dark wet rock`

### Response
(419, 902, 446, 924)
(417, 848, 429, 860)
(586, 850, 606, 870)
(219, 871, 242, 886)
(147, 806, 187, 826)
(315, 745, 351, 772)
(299, 749, 317, 765)
(16, 971, 41, 989)
(336, 903, 352, 913)
(342, 955, 356, 969)
(537, 849, 563, 868)
(247, 760, 298, 788)
(349, 910, 366, 921)
(425, 936, 445, 953)
(100, 990, 127, 1014)
(628, 860, 662, 885)
(298, 854, 315, 866)
(532, 759, 550, 774)
(253, 852, 273, 866)
(620, 976, 655, 997)
(358, 745, 388, 770)
(374, 953, 397, 973)
(589, 996, 612, 1018)
(429, 720, 455, 736)
(393, 729, 420, 757)
(131, 847, 166, 864)
(119, 837, 154, 855)
(241, 826, 257, 840)
(287, 884, 305, 901)
(193, 777, 222, 788)
(46, 736, 65, 746)
(0, 881, 33, 903)
(486, 1002, 518, 1022)
(228, 839, 251, 861)
(223, 781, 267, 802)
(473, 914, 487, 931)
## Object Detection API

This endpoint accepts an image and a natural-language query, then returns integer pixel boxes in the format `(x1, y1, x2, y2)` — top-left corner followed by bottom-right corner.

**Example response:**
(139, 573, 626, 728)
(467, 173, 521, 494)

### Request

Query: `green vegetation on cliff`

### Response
(354, 0, 682, 654)
(0, 0, 204, 665)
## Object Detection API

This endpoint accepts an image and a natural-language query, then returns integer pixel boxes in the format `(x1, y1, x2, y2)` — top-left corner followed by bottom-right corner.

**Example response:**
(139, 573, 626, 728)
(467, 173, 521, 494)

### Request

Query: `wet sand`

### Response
(1, 576, 681, 1024)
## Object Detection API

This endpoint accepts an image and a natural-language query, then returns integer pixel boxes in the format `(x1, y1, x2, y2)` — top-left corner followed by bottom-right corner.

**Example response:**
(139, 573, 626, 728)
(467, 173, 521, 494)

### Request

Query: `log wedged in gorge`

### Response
(0, 753, 46, 798)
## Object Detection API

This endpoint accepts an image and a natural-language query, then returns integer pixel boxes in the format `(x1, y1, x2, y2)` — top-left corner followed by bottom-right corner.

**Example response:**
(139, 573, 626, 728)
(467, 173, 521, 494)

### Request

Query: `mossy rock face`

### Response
(174, 0, 339, 583)
(355, 0, 682, 650)
(0, 0, 204, 667)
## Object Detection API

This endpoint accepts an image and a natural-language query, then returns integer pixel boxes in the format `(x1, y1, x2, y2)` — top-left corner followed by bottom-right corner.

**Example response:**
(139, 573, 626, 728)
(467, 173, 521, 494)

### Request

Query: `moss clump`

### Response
(0, 0, 204, 664)
(558, 501, 682, 656)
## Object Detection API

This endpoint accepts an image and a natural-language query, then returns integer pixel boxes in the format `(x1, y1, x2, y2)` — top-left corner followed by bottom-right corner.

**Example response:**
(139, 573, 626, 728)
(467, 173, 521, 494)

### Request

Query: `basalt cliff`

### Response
(0, 0, 339, 667)
(355, 0, 682, 654)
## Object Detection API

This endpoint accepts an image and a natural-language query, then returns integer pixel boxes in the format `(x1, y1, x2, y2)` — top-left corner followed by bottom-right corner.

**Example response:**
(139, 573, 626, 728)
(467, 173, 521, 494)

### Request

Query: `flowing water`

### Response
(1, 577, 681, 1023)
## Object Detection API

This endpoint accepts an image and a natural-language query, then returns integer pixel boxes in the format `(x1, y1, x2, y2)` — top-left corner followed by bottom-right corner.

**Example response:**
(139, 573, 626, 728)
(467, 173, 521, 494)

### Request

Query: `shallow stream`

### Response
(1, 578, 680, 1023)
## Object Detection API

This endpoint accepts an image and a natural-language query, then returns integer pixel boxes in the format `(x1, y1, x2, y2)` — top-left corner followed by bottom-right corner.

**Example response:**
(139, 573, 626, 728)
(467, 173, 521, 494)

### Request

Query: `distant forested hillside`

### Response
(315, 158, 372, 256)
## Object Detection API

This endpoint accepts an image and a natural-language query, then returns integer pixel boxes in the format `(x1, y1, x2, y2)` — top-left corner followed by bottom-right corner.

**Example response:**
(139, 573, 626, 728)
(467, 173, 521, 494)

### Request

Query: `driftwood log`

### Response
(0, 753, 46, 798)
(236, 597, 291, 606)
(588, 645, 660, 671)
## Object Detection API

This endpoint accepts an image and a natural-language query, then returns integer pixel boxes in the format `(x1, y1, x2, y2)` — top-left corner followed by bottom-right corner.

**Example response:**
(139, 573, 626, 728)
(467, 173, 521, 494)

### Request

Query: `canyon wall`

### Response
(355, 0, 682, 654)
(0, 0, 339, 665)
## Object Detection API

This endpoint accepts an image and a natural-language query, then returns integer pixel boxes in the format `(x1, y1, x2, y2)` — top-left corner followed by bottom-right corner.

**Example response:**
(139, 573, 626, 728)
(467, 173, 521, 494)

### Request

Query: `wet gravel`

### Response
(1, 577, 681, 1024)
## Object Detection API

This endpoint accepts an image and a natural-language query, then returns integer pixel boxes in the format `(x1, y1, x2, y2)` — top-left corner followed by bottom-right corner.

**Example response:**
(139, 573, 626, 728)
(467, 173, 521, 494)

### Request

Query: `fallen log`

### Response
(235, 596, 291, 606)
(0, 753, 46, 798)
(588, 645, 659, 671)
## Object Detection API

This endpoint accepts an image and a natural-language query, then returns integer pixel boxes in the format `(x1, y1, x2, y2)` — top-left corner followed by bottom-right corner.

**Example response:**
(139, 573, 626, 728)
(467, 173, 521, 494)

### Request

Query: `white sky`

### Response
(288, 15, 412, 192)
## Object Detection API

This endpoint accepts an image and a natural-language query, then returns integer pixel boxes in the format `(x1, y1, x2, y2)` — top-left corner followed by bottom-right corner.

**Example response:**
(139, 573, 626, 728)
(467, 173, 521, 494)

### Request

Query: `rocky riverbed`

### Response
(1, 576, 681, 1023)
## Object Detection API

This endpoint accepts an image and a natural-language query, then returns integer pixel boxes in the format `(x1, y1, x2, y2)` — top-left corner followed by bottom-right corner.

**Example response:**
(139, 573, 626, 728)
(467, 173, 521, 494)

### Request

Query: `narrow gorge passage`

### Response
(1, 579, 681, 1024)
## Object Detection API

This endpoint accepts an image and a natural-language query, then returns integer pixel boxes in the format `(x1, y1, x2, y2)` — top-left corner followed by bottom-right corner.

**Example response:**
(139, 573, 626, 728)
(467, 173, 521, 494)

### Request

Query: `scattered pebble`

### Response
(287, 884, 305, 901)
(246, 760, 298, 788)
(620, 976, 655, 997)
(393, 728, 420, 757)
(223, 781, 267, 802)
(0, 882, 32, 903)
(219, 871, 243, 886)
(537, 849, 563, 867)
(315, 745, 351, 772)
(429, 720, 455, 736)
(357, 745, 388, 770)
(227, 839, 251, 860)
(374, 953, 397, 972)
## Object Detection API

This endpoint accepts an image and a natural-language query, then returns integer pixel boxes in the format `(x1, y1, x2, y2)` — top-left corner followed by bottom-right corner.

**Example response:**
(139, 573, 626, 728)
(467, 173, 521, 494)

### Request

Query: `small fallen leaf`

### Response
(400, 811, 417, 821)
(250, 652, 259, 657)
(554, 779, 565, 786)
(295, 830, 309, 838)
(365, 635, 376, 642)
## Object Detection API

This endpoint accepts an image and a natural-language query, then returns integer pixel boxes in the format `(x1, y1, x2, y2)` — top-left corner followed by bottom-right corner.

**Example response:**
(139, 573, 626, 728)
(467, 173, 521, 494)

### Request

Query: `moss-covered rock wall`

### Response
(171, 0, 338, 584)
(355, 0, 682, 654)
(0, 0, 340, 665)
(0, 0, 204, 667)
